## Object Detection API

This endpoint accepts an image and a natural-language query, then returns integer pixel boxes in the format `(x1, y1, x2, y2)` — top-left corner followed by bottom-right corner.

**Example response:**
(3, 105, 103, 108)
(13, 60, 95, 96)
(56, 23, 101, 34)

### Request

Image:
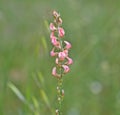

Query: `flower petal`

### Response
(66, 57, 73, 65)
(64, 41, 71, 49)
(62, 65, 70, 73)
(58, 51, 66, 61)
(58, 27, 65, 38)
(50, 23, 56, 31)
(52, 67, 60, 78)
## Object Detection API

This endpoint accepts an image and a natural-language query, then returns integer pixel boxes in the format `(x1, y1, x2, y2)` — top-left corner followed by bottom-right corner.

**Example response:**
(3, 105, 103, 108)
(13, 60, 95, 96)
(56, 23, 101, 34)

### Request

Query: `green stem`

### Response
(56, 77, 64, 115)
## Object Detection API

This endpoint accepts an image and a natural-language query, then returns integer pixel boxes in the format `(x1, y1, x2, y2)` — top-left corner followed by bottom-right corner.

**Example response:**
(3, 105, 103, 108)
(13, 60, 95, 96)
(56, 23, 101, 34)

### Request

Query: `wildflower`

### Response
(58, 52, 66, 61)
(63, 49, 68, 57)
(66, 57, 73, 65)
(62, 65, 70, 73)
(51, 36, 58, 46)
(51, 36, 60, 47)
(50, 50, 58, 57)
(58, 27, 65, 38)
(52, 67, 60, 78)
(50, 23, 57, 31)
(50, 32, 55, 39)
(50, 32, 61, 48)
(64, 41, 71, 50)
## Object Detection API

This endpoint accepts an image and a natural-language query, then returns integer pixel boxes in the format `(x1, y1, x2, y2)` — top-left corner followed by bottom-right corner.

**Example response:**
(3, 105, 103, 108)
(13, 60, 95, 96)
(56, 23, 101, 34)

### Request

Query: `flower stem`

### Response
(56, 77, 64, 115)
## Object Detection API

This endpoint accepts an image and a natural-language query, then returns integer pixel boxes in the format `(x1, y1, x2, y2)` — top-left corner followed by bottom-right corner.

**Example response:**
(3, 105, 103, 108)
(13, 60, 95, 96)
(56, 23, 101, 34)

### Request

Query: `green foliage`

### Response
(8, 82, 27, 104)
(8, 73, 53, 115)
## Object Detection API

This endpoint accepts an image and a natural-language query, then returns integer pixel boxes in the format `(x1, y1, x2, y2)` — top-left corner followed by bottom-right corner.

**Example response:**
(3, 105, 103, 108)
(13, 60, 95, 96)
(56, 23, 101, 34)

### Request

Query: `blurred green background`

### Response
(0, 0, 120, 115)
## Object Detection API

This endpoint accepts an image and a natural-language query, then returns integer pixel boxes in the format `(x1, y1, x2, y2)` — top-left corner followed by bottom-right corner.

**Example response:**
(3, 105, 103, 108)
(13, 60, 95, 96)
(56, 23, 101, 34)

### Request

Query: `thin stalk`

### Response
(56, 77, 64, 115)
(56, 37, 64, 115)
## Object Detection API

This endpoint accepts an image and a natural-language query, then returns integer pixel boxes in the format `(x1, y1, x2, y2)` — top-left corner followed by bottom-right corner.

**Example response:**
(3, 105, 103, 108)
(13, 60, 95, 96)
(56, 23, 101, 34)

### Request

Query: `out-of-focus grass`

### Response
(0, 0, 120, 115)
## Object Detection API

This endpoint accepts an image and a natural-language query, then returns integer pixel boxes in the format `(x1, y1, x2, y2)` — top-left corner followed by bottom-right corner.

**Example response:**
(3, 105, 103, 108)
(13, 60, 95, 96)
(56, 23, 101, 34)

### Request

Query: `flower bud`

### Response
(58, 17, 62, 25)
(57, 86, 59, 90)
(56, 109, 59, 115)
(57, 87, 60, 94)
(58, 97, 61, 101)
(53, 10, 60, 19)
(55, 58, 59, 64)
(62, 89, 64, 96)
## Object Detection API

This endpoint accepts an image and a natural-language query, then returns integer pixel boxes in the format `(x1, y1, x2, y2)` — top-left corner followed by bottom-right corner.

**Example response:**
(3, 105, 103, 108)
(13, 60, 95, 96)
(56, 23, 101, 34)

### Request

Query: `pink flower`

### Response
(52, 67, 60, 78)
(50, 50, 58, 57)
(58, 27, 65, 37)
(66, 57, 73, 65)
(63, 50, 68, 57)
(50, 32, 54, 39)
(52, 40, 60, 48)
(52, 67, 57, 76)
(50, 35, 60, 48)
(51, 36, 57, 45)
(62, 65, 70, 73)
(50, 23, 56, 31)
(58, 51, 66, 61)
(64, 41, 71, 49)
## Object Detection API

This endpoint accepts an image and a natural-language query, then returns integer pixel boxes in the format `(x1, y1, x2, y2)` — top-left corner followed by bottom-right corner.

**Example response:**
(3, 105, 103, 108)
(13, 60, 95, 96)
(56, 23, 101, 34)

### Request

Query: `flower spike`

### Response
(49, 10, 73, 115)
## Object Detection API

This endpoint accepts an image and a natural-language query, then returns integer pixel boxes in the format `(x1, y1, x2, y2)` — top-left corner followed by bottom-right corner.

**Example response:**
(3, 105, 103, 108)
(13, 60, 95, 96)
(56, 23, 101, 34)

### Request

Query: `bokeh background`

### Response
(0, 0, 120, 115)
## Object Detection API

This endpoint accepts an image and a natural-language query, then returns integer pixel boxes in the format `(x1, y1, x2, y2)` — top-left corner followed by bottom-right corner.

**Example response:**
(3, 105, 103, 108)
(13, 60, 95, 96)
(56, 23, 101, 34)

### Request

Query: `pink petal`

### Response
(55, 58, 59, 64)
(66, 57, 73, 65)
(62, 65, 70, 73)
(50, 23, 56, 31)
(58, 51, 66, 61)
(52, 67, 60, 78)
(52, 67, 57, 76)
(50, 32, 60, 48)
(58, 27, 65, 38)
(58, 17, 62, 25)
(50, 50, 57, 57)
(63, 50, 68, 57)
(64, 41, 71, 49)
(50, 32, 54, 39)
(51, 36, 57, 45)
